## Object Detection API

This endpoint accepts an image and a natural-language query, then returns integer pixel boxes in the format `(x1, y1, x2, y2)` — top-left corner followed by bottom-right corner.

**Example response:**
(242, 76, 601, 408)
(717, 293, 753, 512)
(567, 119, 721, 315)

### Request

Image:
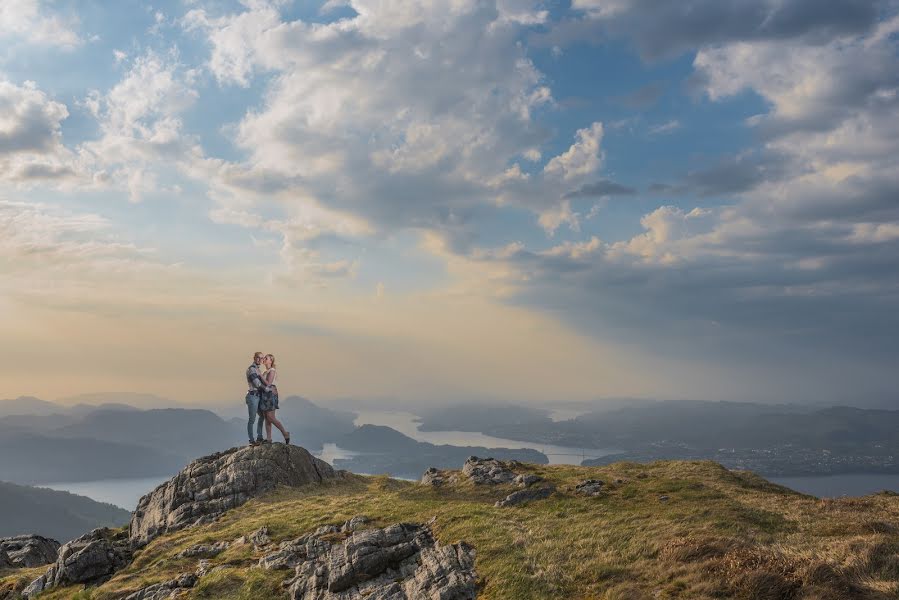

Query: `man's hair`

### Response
(253, 351, 264, 361)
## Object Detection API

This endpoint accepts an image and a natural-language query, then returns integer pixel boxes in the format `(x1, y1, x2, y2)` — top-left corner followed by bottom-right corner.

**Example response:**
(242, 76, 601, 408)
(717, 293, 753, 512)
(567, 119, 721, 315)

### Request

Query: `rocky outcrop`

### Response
(258, 522, 476, 599)
(0, 535, 60, 568)
(130, 444, 339, 546)
(175, 541, 229, 559)
(461, 456, 516, 485)
(421, 467, 452, 487)
(514, 474, 541, 487)
(123, 573, 197, 600)
(0, 548, 11, 569)
(22, 528, 132, 598)
(575, 479, 605, 497)
(494, 485, 555, 507)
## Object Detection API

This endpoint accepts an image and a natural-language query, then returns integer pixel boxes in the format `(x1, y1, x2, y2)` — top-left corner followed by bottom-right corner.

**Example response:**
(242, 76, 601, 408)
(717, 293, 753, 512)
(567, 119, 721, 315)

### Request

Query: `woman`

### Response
(259, 353, 290, 444)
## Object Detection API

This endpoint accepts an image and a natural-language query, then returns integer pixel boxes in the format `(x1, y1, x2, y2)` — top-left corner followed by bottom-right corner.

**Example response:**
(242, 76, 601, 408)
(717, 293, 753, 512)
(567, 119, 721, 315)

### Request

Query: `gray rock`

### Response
(22, 527, 132, 598)
(420, 467, 447, 487)
(514, 474, 541, 488)
(123, 573, 197, 600)
(313, 524, 339, 537)
(341, 515, 369, 532)
(283, 522, 476, 600)
(495, 486, 554, 507)
(0, 547, 11, 569)
(574, 479, 605, 497)
(462, 456, 516, 485)
(130, 444, 338, 546)
(250, 526, 271, 548)
(0, 535, 60, 568)
(659, 495, 670, 502)
(175, 540, 229, 558)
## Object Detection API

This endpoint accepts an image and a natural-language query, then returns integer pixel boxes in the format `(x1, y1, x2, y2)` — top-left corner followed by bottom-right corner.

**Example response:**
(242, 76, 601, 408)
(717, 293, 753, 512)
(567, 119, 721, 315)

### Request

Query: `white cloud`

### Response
(648, 119, 681, 135)
(77, 49, 201, 202)
(0, 79, 77, 184)
(0, 0, 81, 48)
(543, 122, 604, 180)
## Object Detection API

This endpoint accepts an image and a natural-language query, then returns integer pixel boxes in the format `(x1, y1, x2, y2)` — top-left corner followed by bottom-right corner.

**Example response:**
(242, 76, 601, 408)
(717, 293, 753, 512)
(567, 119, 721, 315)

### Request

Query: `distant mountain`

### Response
(0, 396, 358, 484)
(415, 403, 552, 433)
(0, 434, 187, 484)
(334, 424, 548, 479)
(0, 397, 62, 418)
(0, 481, 131, 542)
(56, 392, 182, 410)
(52, 408, 241, 458)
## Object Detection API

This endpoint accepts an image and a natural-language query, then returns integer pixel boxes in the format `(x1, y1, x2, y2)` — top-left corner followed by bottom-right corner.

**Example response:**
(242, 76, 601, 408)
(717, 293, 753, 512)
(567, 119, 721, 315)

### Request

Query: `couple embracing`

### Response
(245, 351, 290, 446)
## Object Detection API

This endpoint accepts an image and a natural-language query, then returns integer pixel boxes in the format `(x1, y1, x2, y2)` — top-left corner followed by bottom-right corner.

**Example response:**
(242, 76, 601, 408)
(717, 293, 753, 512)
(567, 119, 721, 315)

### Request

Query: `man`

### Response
(245, 351, 270, 446)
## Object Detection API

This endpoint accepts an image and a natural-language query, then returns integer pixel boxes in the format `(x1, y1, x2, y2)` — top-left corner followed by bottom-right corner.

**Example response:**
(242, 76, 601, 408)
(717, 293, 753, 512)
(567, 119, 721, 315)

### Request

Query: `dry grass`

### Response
(4, 460, 898, 599)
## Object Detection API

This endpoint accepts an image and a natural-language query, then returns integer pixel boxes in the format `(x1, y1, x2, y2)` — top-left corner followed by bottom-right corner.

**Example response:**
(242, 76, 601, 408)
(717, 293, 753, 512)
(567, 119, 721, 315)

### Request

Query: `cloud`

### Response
(543, 122, 604, 180)
(540, 0, 881, 60)
(0, 80, 68, 154)
(0, 79, 78, 184)
(77, 49, 201, 201)
(564, 179, 636, 199)
(0, 0, 81, 49)
(648, 119, 681, 135)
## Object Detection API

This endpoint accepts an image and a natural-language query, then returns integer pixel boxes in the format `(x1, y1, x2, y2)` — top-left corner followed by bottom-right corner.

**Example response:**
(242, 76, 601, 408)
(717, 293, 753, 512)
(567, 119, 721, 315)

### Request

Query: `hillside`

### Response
(0, 481, 131, 542)
(4, 457, 898, 599)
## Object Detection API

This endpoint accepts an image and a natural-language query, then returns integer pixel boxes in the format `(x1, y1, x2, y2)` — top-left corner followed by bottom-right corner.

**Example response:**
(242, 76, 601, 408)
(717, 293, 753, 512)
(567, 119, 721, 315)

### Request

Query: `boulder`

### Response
(0, 547, 11, 569)
(0, 535, 60, 568)
(123, 573, 197, 600)
(420, 467, 448, 487)
(22, 528, 132, 598)
(462, 456, 516, 485)
(130, 444, 338, 546)
(341, 515, 369, 532)
(574, 479, 605, 497)
(495, 486, 555, 507)
(175, 541, 229, 559)
(284, 522, 476, 600)
(515, 474, 541, 488)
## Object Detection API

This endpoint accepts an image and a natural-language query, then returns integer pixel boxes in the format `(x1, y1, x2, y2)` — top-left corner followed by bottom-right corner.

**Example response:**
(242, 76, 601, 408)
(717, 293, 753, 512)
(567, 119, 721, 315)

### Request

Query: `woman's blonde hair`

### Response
(264, 353, 276, 369)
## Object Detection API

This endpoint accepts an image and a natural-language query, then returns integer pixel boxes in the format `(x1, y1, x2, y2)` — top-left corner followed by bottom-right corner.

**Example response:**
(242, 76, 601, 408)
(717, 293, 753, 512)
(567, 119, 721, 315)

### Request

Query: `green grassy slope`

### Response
(5, 460, 899, 599)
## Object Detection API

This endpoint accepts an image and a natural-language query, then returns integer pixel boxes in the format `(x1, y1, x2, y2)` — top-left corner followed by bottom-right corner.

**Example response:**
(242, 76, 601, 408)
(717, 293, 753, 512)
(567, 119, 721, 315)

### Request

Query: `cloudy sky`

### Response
(1, 0, 897, 406)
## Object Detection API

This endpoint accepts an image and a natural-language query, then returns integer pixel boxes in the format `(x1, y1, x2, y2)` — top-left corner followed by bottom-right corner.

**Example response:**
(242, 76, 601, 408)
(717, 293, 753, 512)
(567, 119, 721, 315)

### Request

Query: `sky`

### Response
(1, 0, 897, 407)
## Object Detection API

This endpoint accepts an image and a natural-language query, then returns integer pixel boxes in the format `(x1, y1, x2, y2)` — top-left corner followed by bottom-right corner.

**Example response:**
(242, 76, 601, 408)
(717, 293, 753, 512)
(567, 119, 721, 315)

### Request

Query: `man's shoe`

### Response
(248, 440, 257, 447)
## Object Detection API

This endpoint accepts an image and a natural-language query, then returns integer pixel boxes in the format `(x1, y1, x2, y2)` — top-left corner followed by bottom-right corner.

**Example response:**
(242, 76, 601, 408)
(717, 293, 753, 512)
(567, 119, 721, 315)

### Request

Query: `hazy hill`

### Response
(0, 397, 61, 418)
(0, 434, 187, 484)
(52, 408, 240, 458)
(0, 396, 356, 485)
(0, 481, 131, 542)
(6, 458, 897, 599)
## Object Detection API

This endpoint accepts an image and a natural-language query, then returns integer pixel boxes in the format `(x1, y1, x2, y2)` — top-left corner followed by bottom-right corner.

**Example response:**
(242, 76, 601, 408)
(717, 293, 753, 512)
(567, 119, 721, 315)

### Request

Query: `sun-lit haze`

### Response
(2, 0, 898, 406)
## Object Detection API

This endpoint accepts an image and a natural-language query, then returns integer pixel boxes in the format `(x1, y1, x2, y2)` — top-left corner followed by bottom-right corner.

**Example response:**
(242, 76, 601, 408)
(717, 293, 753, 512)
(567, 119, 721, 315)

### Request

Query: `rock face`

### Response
(461, 456, 517, 485)
(0, 535, 60, 568)
(0, 547, 11, 569)
(22, 528, 132, 598)
(259, 522, 477, 599)
(130, 444, 338, 546)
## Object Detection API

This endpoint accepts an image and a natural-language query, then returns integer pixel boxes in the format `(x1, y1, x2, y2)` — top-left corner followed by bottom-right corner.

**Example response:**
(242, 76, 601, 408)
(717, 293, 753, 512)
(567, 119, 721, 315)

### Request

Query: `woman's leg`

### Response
(265, 410, 289, 440)
(264, 411, 273, 441)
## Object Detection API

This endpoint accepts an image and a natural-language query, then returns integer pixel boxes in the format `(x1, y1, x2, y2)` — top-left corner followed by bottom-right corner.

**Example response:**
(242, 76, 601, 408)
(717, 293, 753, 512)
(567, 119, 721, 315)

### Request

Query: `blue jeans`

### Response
(246, 392, 264, 440)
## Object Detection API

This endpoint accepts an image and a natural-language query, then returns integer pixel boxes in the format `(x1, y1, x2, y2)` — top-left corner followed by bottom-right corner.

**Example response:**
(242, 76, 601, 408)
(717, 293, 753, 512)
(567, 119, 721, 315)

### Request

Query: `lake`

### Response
(42, 476, 172, 512)
(350, 409, 620, 465)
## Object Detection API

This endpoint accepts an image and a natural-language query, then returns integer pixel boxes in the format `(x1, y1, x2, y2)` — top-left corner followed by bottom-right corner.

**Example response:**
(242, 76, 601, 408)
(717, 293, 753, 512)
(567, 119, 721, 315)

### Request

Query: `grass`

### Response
(4, 460, 898, 599)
